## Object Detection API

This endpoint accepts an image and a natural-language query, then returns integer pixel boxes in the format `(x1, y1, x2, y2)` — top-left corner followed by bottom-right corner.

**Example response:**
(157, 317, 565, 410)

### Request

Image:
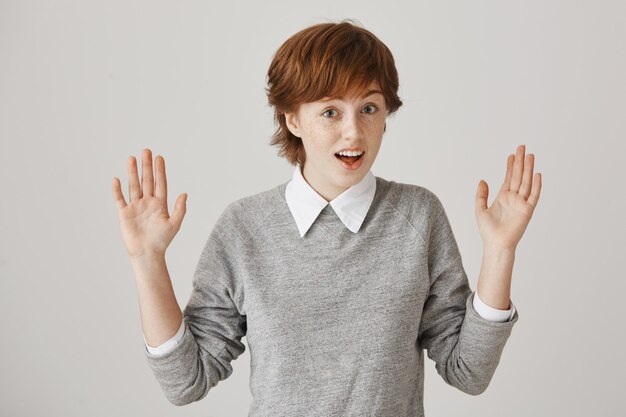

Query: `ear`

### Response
(284, 111, 301, 138)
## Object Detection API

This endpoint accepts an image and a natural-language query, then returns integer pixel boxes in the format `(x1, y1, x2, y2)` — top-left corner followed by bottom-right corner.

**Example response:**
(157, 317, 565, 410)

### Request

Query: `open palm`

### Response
(112, 149, 188, 258)
(475, 145, 542, 250)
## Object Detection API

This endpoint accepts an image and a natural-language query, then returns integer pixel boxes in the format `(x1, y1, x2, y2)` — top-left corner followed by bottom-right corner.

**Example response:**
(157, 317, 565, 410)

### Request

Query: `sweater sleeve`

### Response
(473, 290, 517, 322)
(143, 318, 186, 356)
(143, 213, 247, 406)
(417, 193, 519, 396)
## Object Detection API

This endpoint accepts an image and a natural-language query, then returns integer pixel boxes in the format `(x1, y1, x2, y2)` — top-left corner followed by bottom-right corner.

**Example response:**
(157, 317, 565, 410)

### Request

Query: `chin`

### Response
(342, 172, 366, 185)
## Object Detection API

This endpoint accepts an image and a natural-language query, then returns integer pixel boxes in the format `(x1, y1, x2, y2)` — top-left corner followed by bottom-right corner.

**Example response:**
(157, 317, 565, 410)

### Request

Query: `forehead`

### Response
(319, 81, 384, 103)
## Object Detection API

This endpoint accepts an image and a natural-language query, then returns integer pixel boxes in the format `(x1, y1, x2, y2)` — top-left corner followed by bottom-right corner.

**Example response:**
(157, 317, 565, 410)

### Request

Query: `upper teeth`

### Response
(336, 150, 363, 156)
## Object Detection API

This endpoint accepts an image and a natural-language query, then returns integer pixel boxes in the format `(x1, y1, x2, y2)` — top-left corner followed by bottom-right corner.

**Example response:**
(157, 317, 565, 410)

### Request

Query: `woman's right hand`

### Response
(112, 148, 188, 259)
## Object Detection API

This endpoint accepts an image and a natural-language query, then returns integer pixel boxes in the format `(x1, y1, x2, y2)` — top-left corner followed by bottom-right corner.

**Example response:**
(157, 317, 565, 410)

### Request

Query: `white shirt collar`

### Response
(285, 164, 377, 237)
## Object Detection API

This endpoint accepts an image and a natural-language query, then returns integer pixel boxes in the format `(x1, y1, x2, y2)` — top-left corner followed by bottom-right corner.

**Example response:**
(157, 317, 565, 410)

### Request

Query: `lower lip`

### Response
(336, 154, 365, 171)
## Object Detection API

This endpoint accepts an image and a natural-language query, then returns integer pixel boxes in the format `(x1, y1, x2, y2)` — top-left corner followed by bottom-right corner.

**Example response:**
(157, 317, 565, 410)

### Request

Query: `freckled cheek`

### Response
(304, 132, 336, 157)
(311, 124, 341, 142)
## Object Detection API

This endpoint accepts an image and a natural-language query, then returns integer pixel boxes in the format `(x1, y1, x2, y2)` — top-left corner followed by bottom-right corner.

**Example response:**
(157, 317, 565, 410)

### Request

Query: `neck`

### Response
(301, 164, 350, 202)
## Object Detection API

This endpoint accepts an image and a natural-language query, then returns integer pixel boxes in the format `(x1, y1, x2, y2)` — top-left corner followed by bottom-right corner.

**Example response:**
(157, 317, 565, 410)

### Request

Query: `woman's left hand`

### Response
(475, 144, 542, 251)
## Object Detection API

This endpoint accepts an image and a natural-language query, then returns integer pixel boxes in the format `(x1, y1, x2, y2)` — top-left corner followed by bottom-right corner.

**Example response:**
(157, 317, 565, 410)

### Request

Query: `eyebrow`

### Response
(320, 89, 383, 102)
(362, 89, 384, 98)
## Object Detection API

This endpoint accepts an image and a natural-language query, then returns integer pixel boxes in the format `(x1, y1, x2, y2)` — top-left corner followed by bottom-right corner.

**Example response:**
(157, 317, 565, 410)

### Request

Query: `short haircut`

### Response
(265, 19, 403, 167)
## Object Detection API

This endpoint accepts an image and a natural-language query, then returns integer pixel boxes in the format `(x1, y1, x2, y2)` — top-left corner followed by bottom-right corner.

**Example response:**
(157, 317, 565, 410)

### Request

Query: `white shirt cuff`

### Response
(143, 319, 186, 356)
(473, 291, 516, 322)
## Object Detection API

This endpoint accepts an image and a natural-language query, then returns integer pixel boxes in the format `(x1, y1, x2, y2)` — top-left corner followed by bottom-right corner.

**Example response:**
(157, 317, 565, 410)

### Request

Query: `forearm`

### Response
(476, 244, 515, 310)
(130, 254, 184, 347)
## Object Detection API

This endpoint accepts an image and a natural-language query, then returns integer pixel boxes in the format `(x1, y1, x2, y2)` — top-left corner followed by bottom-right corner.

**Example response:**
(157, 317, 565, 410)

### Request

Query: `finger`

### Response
(519, 153, 534, 200)
(155, 155, 167, 200)
(128, 155, 142, 202)
(499, 154, 515, 193)
(510, 144, 525, 193)
(142, 148, 155, 197)
(527, 172, 542, 208)
(475, 179, 489, 213)
(170, 193, 188, 231)
(112, 177, 128, 210)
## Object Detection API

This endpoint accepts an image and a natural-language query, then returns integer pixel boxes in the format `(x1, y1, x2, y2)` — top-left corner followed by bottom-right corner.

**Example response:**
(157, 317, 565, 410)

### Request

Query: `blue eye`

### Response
(323, 105, 377, 118)
(363, 105, 377, 114)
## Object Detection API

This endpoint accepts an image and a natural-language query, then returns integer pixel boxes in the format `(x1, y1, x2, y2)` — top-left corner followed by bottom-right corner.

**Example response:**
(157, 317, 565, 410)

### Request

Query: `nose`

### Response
(341, 111, 364, 140)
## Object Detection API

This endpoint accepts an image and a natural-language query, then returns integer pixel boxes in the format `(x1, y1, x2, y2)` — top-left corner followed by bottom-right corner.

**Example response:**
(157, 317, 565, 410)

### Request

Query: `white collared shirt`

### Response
(285, 164, 377, 237)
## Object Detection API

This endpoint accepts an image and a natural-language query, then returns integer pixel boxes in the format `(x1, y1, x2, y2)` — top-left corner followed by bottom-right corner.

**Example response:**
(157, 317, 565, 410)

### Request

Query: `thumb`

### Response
(170, 193, 188, 230)
(475, 180, 489, 214)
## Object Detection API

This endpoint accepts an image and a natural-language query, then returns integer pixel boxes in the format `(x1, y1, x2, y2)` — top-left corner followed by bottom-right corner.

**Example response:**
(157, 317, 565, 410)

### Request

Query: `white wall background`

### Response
(1, 0, 624, 416)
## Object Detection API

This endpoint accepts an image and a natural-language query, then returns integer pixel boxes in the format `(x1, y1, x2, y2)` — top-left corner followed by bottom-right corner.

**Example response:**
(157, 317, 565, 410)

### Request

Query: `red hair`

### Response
(265, 19, 403, 166)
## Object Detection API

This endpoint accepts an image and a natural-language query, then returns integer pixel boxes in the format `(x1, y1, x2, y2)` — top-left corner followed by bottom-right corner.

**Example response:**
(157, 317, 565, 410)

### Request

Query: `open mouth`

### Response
(334, 152, 364, 163)
(334, 151, 365, 170)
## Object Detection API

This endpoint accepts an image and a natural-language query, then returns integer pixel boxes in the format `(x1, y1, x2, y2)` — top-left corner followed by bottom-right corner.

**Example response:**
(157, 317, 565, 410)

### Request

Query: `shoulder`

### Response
(375, 176, 450, 239)
(211, 184, 283, 245)
(377, 176, 443, 218)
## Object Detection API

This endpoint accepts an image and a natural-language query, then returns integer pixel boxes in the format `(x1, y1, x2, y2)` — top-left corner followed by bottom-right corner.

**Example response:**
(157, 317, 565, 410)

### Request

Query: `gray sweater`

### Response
(144, 175, 519, 416)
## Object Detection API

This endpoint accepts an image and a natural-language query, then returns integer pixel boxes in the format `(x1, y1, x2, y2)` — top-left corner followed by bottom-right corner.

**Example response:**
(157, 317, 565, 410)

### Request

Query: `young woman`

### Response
(112, 20, 541, 416)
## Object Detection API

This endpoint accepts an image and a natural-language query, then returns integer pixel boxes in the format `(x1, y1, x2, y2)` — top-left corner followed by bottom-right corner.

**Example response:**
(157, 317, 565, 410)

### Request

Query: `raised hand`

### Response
(475, 144, 542, 250)
(112, 149, 188, 259)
